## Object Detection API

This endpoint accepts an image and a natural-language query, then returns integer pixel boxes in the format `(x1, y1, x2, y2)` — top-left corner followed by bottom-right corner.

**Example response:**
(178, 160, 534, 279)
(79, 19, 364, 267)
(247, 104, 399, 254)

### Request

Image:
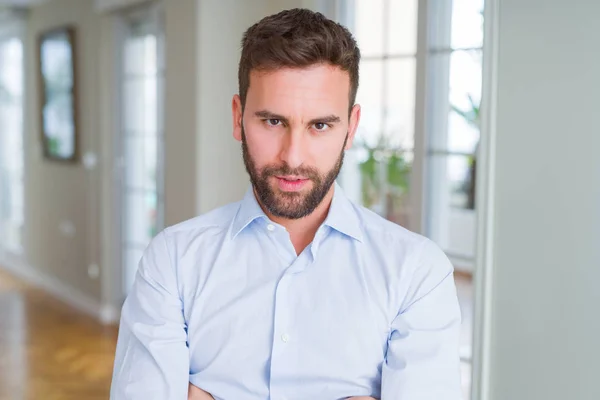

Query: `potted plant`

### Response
(356, 135, 412, 226)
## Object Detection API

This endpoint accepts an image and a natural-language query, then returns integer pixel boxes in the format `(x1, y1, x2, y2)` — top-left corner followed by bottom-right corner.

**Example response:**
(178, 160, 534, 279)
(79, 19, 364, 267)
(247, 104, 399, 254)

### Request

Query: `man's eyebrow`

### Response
(307, 115, 341, 125)
(254, 110, 288, 123)
(254, 110, 341, 126)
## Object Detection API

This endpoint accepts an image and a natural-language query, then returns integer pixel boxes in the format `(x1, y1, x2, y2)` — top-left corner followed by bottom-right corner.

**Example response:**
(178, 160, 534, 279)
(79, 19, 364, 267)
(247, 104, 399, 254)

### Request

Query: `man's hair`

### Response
(238, 8, 360, 112)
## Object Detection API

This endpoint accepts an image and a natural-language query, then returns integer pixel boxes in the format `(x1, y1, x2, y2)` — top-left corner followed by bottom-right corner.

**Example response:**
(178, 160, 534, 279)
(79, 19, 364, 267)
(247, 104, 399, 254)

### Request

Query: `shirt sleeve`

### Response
(381, 238, 463, 400)
(110, 230, 189, 400)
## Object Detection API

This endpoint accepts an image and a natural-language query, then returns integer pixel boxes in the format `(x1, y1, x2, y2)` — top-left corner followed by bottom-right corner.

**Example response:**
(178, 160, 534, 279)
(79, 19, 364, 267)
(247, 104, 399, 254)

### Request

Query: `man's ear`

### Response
(232, 94, 243, 142)
(345, 104, 361, 150)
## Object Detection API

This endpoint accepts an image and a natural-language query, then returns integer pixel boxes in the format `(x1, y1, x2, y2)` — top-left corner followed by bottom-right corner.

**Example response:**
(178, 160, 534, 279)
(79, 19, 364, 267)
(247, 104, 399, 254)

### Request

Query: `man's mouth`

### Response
(275, 176, 309, 191)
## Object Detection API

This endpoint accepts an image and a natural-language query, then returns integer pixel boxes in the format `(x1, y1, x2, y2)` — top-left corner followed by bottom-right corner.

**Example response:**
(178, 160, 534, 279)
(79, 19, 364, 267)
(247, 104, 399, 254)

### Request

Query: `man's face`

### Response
(232, 64, 361, 219)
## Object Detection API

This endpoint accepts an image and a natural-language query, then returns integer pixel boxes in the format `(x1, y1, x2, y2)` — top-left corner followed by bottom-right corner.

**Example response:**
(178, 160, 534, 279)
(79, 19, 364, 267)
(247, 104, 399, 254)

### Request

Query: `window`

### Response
(338, 0, 419, 230)
(0, 31, 24, 254)
(339, 1, 484, 257)
(426, 0, 484, 267)
(118, 5, 165, 295)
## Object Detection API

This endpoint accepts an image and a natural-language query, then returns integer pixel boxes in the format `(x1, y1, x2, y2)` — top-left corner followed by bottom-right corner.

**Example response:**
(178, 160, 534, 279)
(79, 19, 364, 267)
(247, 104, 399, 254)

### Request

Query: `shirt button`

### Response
(281, 333, 290, 343)
(267, 224, 275, 232)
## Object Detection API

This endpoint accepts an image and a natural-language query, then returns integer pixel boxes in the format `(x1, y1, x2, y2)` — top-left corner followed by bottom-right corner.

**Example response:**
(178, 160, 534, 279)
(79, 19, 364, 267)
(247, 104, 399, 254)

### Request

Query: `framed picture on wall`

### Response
(37, 26, 79, 162)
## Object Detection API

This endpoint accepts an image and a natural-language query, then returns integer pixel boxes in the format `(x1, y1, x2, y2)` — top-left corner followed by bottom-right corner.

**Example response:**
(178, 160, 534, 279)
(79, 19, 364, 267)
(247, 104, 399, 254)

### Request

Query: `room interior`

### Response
(1, 1, 599, 399)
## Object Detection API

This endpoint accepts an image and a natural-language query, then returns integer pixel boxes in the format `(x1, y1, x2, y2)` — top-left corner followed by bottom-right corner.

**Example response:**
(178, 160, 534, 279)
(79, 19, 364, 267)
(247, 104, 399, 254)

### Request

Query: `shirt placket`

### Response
(264, 222, 312, 400)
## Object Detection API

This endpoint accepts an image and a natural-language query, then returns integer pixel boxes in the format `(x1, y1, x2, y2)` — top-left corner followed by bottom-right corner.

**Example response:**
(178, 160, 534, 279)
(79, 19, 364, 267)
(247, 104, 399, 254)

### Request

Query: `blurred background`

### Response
(0, 0, 598, 399)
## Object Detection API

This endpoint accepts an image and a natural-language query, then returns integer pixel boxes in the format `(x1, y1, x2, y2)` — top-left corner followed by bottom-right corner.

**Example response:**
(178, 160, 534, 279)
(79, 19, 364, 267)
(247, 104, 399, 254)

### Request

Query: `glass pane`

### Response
(124, 192, 150, 245)
(145, 190, 158, 239)
(0, 37, 24, 253)
(355, 148, 413, 227)
(42, 92, 74, 158)
(144, 135, 157, 191)
(40, 32, 73, 89)
(123, 79, 145, 132)
(124, 37, 145, 75)
(426, 152, 477, 260)
(143, 75, 158, 133)
(451, 0, 485, 49)
(125, 33, 157, 76)
(143, 35, 157, 75)
(9, 178, 23, 224)
(384, 58, 416, 150)
(0, 38, 23, 99)
(354, 0, 385, 57)
(355, 59, 383, 148)
(432, 153, 476, 210)
(124, 136, 145, 188)
(448, 50, 482, 153)
(387, 0, 418, 55)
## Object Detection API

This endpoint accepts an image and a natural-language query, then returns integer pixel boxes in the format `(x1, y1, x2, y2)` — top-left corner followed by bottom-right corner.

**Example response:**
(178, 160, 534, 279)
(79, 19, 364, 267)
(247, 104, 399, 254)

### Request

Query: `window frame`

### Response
(114, 1, 166, 299)
(0, 10, 27, 259)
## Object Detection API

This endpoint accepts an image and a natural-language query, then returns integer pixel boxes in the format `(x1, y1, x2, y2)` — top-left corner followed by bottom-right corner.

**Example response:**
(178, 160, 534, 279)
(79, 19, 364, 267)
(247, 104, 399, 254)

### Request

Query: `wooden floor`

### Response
(0, 269, 118, 400)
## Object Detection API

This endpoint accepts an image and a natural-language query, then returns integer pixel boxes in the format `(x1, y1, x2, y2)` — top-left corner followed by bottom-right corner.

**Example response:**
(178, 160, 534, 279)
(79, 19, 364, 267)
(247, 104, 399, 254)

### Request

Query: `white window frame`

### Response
(424, 1, 483, 272)
(114, 1, 165, 300)
(0, 10, 26, 262)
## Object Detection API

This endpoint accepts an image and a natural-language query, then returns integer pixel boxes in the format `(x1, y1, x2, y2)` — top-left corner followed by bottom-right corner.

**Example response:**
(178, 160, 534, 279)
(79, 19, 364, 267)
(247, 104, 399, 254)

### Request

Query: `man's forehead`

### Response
(246, 65, 352, 110)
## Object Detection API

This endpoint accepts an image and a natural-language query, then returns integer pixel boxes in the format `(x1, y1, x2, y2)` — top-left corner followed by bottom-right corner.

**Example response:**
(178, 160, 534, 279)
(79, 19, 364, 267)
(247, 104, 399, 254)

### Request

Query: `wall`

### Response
(24, 0, 103, 301)
(163, 0, 197, 226)
(195, 0, 267, 213)
(18, 0, 202, 317)
(488, 0, 600, 398)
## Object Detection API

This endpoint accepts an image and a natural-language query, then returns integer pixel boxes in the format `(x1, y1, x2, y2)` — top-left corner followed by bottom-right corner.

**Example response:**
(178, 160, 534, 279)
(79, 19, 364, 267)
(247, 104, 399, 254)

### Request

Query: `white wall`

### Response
(163, 0, 198, 226)
(24, 0, 103, 301)
(488, 0, 600, 398)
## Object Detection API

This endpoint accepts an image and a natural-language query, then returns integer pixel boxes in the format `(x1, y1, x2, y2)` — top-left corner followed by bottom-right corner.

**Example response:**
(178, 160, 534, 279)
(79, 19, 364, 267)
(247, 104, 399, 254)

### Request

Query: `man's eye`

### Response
(265, 119, 281, 126)
(313, 122, 329, 131)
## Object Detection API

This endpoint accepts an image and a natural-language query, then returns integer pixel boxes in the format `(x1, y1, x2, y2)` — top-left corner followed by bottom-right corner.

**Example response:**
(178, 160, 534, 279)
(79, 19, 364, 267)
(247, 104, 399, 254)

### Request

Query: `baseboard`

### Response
(0, 256, 119, 325)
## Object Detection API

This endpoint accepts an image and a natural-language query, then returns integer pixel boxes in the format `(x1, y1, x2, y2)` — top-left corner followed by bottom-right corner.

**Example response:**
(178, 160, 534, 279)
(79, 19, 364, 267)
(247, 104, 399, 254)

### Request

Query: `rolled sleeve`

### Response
(110, 230, 189, 399)
(381, 239, 463, 400)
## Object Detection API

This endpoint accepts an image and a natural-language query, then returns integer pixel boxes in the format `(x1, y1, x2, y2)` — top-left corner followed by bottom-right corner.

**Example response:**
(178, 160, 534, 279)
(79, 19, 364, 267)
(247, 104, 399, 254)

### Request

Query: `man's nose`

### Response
(279, 128, 306, 170)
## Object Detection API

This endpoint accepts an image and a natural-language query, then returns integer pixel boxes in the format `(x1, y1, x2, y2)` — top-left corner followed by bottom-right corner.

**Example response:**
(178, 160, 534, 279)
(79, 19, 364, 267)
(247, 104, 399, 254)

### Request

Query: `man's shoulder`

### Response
(163, 201, 241, 238)
(352, 202, 428, 249)
(352, 203, 452, 276)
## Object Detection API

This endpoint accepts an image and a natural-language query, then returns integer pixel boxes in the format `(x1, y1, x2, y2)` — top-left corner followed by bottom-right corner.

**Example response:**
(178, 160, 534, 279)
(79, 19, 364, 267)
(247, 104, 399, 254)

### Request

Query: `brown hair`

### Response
(238, 8, 360, 112)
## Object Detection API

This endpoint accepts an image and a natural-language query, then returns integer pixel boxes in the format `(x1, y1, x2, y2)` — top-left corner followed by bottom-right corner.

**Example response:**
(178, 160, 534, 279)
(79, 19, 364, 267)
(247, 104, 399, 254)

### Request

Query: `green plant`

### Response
(356, 135, 412, 216)
(47, 137, 61, 156)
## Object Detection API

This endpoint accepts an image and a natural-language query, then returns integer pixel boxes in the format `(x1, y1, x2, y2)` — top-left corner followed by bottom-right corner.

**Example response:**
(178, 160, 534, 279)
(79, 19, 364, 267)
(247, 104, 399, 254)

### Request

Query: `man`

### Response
(110, 8, 462, 400)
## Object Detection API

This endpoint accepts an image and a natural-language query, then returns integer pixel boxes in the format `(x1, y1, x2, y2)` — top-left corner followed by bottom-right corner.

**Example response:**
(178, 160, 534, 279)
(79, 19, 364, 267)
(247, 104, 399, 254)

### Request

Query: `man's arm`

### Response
(381, 239, 463, 399)
(110, 230, 189, 399)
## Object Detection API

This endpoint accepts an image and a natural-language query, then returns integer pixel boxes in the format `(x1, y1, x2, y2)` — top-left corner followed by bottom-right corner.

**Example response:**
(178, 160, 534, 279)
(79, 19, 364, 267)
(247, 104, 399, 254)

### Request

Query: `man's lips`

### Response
(275, 175, 308, 181)
(274, 176, 310, 191)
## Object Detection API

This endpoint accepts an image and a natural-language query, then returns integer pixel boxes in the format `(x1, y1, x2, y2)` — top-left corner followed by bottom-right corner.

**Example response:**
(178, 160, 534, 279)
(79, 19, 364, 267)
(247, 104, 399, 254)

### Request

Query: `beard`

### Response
(241, 127, 347, 220)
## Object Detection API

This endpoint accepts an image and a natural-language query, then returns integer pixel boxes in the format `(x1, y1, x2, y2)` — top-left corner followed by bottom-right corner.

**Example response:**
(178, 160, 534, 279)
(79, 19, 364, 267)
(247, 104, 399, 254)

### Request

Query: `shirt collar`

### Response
(322, 182, 363, 242)
(230, 185, 267, 239)
(230, 182, 363, 242)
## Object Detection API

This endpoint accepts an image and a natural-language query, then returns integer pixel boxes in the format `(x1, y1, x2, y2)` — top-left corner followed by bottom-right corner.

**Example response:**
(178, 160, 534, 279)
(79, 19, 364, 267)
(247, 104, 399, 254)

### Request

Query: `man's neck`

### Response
(255, 186, 335, 255)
